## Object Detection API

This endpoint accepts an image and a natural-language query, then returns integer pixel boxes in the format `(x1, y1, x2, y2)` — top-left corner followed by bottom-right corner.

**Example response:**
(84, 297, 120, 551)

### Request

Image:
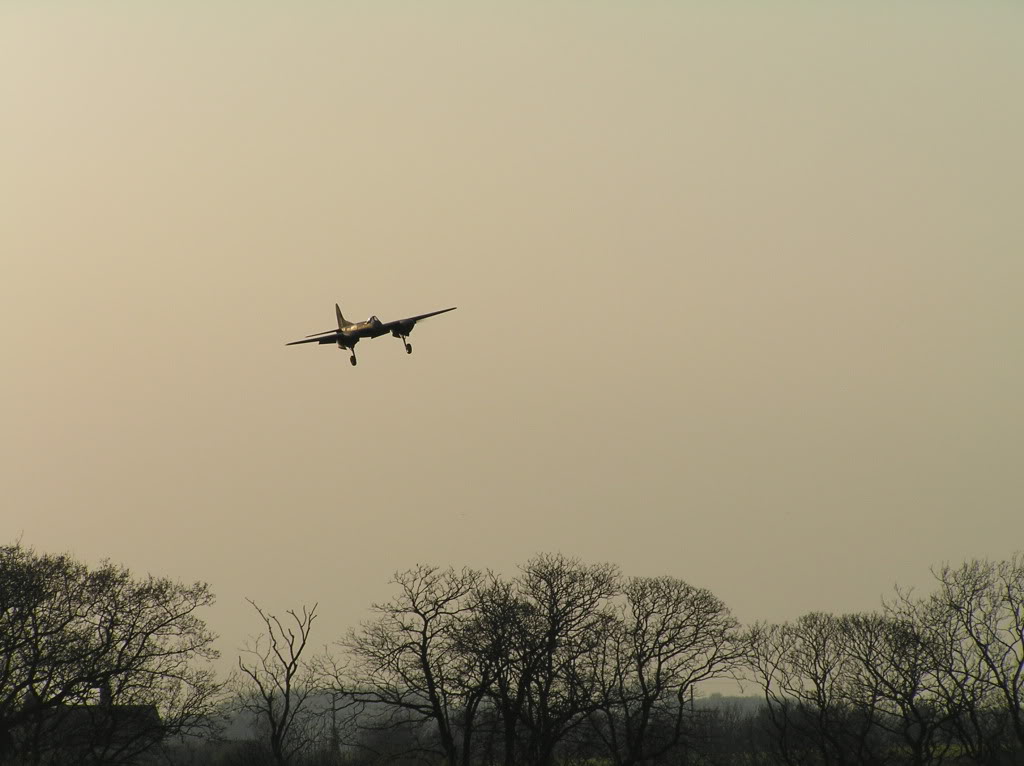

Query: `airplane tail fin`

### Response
(336, 303, 353, 329)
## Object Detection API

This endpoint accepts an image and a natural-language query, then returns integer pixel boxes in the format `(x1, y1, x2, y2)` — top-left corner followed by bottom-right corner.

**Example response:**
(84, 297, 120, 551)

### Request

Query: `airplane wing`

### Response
(377, 307, 457, 335)
(286, 333, 339, 346)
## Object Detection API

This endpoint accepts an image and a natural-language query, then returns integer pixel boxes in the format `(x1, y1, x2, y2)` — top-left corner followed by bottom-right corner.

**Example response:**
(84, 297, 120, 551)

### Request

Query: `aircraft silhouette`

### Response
(287, 304, 457, 366)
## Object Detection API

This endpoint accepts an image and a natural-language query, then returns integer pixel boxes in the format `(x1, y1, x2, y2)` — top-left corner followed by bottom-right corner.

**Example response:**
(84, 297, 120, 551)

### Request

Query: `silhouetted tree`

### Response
(462, 575, 533, 766)
(236, 600, 320, 766)
(592, 576, 743, 766)
(314, 552, 1024, 766)
(746, 612, 891, 766)
(839, 611, 953, 766)
(477, 554, 620, 766)
(0, 542, 222, 765)
(341, 565, 490, 766)
(935, 556, 1024, 755)
(888, 556, 1024, 765)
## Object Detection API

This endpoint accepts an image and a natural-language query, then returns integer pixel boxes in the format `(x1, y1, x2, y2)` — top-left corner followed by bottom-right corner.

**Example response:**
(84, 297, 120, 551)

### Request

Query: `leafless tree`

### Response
(932, 556, 1024, 753)
(341, 565, 489, 766)
(889, 556, 1024, 764)
(839, 611, 953, 766)
(593, 576, 743, 766)
(236, 600, 320, 766)
(461, 574, 534, 766)
(484, 553, 620, 766)
(746, 613, 886, 766)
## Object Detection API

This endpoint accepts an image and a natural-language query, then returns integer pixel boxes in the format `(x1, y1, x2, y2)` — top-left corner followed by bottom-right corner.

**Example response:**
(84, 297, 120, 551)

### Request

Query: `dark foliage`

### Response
(0, 541, 223, 765)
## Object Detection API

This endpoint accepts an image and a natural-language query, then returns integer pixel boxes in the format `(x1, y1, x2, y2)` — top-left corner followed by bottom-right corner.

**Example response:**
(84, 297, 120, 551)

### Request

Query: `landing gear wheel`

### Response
(405, 343, 413, 354)
(350, 355, 358, 366)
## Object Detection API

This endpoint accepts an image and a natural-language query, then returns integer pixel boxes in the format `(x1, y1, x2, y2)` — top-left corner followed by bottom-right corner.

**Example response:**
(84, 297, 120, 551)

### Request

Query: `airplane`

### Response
(287, 303, 457, 366)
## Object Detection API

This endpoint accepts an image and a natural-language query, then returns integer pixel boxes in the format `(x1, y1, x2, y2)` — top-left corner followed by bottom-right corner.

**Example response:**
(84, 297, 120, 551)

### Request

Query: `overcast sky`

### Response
(3, 2, 1022, 670)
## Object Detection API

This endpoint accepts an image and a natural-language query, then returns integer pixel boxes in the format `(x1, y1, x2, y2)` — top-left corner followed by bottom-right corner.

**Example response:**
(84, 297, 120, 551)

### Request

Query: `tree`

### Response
(593, 576, 743, 766)
(484, 553, 620, 766)
(933, 556, 1024, 754)
(0, 542, 222, 765)
(462, 574, 535, 766)
(892, 556, 1024, 764)
(839, 611, 954, 766)
(341, 565, 489, 766)
(746, 613, 889, 766)
(236, 600, 320, 766)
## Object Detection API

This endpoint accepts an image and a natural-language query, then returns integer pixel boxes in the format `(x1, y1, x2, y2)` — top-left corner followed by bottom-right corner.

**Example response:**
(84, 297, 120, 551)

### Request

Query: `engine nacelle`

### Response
(390, 322, 413, 338)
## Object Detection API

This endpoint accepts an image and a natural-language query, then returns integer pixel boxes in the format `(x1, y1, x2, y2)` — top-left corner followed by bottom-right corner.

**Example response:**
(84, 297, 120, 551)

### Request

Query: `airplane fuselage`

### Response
(340, 317, 387, 339)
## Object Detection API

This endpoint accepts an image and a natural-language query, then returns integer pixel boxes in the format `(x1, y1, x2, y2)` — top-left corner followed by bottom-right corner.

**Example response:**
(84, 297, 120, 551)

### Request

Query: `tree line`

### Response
(2, 542, 1023, 766)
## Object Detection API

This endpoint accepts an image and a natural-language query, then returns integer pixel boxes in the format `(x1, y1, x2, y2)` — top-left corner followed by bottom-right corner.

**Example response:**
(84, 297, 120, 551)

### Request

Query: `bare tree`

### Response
(495, 553, 620, 766)
(839, 611, 953, 766)
(891, 556, 1024, 764)
(593, 576, 743, 766)
(746, 613, 886, 766)
(462, 574, 534, 766)
(933, 556, 1024, 753)
(236, 600, 320, 766)
(341, 565, 489, 766)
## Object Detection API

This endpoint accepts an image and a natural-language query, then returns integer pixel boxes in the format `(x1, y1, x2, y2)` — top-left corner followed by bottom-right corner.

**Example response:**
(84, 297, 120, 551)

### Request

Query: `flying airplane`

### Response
(287, 303, 457, 366)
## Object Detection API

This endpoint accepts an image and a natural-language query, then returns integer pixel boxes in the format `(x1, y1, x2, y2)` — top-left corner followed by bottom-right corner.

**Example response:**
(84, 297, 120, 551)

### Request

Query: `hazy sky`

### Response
(3, 2, 1023, 668)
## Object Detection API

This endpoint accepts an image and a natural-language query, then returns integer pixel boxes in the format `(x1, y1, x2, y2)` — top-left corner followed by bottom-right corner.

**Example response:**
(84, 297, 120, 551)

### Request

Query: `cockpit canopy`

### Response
(367, 315, 381, 325)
